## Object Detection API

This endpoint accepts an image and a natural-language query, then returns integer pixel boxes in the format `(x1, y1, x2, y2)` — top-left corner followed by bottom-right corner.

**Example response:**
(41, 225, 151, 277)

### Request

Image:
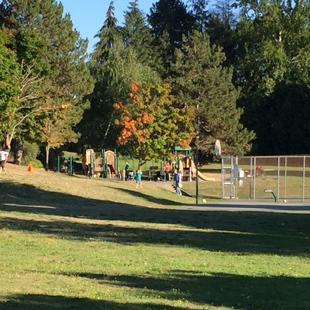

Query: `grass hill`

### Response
(0, 163, 310, 309)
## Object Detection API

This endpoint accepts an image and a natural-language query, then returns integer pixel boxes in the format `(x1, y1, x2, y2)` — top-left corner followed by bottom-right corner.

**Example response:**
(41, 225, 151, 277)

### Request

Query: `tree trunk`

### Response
(138, 159, 147, 170)
(14, 140, 24, 165)
(45, 144, 50, 171)
(4, 133, 12, 151)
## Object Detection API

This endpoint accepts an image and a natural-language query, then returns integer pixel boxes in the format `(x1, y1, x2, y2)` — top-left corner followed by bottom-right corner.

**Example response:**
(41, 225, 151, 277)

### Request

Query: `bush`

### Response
(21, 141, 40, 166)
(28, 159, 43, 168)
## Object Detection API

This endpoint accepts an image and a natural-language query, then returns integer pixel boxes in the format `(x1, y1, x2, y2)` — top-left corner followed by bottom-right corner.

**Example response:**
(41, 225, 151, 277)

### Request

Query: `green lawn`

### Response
(0, 164, 309, 309)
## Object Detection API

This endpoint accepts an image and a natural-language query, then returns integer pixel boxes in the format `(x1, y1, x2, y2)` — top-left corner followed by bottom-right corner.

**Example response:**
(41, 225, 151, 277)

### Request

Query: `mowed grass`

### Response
(0, 164, 310, 310)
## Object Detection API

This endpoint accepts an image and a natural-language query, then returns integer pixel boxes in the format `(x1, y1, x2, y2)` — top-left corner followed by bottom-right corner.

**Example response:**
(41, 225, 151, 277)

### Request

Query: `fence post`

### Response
(284, 156, 287, 198)
(253, 156, 256, 200)
(303, 156, 306, 202)
(277, 156, 280, 202)
(70, 156, 73, 175)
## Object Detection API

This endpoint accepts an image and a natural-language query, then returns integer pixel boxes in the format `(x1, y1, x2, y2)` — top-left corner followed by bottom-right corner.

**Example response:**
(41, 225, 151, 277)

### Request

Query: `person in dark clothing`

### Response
(125, 161, 130, 181)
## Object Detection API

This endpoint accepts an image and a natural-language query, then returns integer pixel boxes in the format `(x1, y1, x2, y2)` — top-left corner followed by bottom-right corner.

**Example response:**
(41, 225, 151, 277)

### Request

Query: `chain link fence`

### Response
(221, 155, 310, 202)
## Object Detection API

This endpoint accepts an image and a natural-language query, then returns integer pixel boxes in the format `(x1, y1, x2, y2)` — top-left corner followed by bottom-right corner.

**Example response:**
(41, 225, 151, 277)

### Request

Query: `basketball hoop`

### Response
(214, 139, 221, 156)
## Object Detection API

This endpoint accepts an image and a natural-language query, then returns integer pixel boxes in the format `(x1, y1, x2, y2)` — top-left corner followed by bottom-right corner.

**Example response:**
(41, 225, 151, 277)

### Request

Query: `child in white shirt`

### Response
(0, 149, 9, 175)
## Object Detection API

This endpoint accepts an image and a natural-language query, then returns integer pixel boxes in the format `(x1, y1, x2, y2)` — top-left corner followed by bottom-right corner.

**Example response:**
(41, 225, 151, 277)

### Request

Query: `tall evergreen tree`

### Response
(189, 0, 209, 32)
(188, 0, 238, 67)
(205, 0, 238, 67)
(91, 1, 118, 62)
(149, 0, 195, 47)
(148, 0, 196, 79)
(120, 0, 153, 65)
(170, 31, 255, 155)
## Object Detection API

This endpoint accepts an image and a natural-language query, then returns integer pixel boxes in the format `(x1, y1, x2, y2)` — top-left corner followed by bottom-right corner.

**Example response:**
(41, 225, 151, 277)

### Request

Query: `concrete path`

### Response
(180, 199, 310, 213)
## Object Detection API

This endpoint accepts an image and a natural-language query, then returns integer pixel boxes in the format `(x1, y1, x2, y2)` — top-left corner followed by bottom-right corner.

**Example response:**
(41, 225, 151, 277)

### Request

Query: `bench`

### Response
(149, 166, 159, 171)
(264, 189, 277, 202)
(141, 170, 151, 180)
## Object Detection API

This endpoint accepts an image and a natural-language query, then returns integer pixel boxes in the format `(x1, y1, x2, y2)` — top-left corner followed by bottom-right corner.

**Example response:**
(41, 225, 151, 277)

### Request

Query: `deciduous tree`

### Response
(0, 0, 93, 164)
(235, 0, 310, 154)
(114, 82, 191, 166)
(0, 29, 21, 145)
(77, 38, 159, 151)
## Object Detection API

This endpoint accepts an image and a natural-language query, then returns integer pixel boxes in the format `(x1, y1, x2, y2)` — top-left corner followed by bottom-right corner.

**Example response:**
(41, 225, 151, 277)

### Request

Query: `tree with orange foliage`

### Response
(114, 82, 193, 167)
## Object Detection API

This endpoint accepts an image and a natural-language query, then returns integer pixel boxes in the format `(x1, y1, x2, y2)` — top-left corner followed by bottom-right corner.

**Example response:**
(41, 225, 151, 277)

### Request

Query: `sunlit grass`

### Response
(0, 163, 310, 309)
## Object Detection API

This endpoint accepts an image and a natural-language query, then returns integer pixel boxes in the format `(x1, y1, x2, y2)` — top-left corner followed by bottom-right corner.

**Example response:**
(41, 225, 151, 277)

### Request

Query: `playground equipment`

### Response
(82, 149, 119, 178)
(57, 155, 80, 175)
(177, 156, 215, 181)
(189, 160, 212, 181)
(174, 146, 212, 182)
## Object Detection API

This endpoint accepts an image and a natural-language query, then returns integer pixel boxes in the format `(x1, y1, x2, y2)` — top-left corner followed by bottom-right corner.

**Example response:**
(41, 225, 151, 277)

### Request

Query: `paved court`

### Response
(181, 199, 310, 213)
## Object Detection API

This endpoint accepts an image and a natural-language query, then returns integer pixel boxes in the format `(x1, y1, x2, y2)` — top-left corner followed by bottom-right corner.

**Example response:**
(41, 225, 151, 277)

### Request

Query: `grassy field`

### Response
(0, 163, 310, 310)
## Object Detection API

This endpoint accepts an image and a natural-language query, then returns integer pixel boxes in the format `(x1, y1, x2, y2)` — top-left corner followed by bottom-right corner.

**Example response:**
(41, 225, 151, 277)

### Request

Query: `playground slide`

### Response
(190, 161, 210, 181)
(197, 170, 210, 181)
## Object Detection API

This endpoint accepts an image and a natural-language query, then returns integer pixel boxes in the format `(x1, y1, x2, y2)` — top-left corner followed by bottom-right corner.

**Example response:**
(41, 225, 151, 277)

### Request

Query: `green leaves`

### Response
(171, 31, 255, 156)
(0, 0, 93, 164)
(236, 0, 310, 154)
(114, 82, 191, 162)
(0, 30, 21, 140)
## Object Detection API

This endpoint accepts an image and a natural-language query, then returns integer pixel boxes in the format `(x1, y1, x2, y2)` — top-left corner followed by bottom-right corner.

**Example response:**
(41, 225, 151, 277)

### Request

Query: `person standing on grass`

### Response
(164, 161, 170, 181)
(125, 161, 130, 181)
(178, 170, 182, 195)
(136, 168, 142, 189)
(174, 168, 182, 195)
(0, 148, 9, 175)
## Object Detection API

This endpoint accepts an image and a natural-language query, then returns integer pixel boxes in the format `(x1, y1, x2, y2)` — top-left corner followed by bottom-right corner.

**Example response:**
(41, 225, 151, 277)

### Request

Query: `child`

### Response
(174, 168, 182, 195)
(0, 148, 9, 175)
(136, 169, 142, 188)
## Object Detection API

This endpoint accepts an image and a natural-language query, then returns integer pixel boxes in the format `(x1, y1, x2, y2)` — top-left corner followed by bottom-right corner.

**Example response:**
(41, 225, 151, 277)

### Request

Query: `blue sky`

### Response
(58, 0, 156, 54)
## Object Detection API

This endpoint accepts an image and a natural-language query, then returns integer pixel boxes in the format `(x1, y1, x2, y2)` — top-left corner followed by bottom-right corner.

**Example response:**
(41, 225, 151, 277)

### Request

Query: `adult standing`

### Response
(125, 161, 130, 181)
(0, 148, 9, 175)
(164, 161, 170, 181)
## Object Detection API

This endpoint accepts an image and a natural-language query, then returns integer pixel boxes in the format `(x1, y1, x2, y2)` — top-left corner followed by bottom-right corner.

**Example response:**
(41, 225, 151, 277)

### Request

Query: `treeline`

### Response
(1, 0, 309, 169)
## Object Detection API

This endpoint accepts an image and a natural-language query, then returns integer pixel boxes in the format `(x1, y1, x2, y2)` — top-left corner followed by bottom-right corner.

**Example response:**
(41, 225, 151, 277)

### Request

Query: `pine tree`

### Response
(170, 31, 255, 156)
(148, 0, 196, 79)
(189, 0, 209, 32)
(120, 0, 153, 65)
(92, 1, 118, 62)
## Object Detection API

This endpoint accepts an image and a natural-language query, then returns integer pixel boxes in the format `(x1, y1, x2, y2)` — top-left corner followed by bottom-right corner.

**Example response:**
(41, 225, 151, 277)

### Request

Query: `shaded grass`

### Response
(0, 164, 310, 310)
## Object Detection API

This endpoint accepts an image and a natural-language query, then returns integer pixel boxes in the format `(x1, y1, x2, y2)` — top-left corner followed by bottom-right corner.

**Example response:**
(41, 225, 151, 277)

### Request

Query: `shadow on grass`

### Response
(56, 271, 310, 310)
(2, 272, 309, 310)
(1, 182, 310, 256)
(0, 294, 183, 310)
(105, 185, 182, 206)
